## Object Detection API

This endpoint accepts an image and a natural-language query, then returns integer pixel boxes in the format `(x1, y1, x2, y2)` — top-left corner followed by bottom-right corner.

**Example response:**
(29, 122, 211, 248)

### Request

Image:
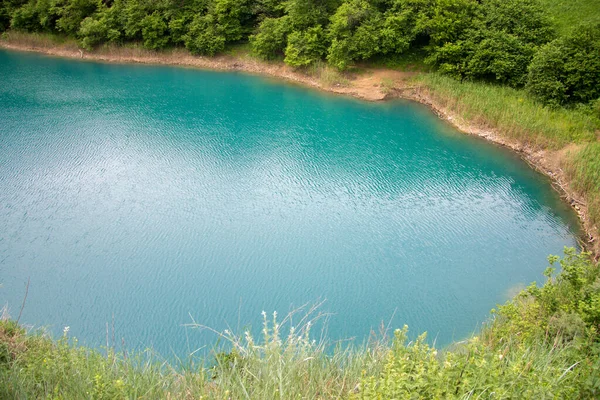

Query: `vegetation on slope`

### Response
(0, 0, 598, 105)
(1, 249, 599, 398)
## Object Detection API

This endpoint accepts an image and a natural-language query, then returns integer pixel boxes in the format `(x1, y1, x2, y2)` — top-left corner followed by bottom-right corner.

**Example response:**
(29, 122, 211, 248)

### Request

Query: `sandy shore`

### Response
(1, 40, 597, 255)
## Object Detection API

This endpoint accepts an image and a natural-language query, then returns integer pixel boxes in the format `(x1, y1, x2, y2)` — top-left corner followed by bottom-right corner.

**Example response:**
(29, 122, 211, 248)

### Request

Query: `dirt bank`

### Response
(1, 39, 597, 255)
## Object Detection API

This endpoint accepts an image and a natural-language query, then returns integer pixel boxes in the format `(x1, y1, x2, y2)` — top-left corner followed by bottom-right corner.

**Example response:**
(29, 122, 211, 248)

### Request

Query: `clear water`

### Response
(0, 49, 579, 356)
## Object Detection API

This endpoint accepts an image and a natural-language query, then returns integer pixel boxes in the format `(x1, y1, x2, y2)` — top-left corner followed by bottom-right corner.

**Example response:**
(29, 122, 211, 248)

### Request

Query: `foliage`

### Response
(427, 0, 555, 87)
(526, 22, 600, 106)
(354, 248, 600, 399)
(413, 72, 599, 147)
(284, 25, 327, 67)
(249, 16, 290, 60)
(565, 142, 600, 228)
(326, 0, 383, 70)
(184, 14, 225, 56)
(3, 0, 598, 111)
(140, 11, 169, 50)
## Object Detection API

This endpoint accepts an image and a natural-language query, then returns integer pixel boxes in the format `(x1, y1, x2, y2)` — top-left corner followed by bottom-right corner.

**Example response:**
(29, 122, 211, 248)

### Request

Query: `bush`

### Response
(213, 0, 252, 42)
(54, 0, 97, 35)
(10, 0, 43, 31)
(465, 29, 535, 86)
(427, 0, 554, 87)
(527, 23, 600, 106)
(249, 16, 291, 60)
(326, 0, 383, 70)
(140, 11, 168, 50)
(284, 25, 327, 67)
(184, 14, 225, 56)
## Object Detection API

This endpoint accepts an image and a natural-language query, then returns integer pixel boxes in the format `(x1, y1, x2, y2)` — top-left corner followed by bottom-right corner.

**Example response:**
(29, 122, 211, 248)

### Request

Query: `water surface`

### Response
(0, 50, 579, 355)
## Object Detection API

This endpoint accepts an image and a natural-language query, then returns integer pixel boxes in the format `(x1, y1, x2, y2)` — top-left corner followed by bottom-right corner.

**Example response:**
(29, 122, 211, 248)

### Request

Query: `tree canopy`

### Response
(1, 0, 598, 107)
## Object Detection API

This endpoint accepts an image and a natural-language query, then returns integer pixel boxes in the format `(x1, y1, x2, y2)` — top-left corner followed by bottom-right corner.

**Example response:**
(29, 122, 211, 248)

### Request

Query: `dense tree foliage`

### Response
(1, 0, 598, 107)
(526, 23, 600, 106)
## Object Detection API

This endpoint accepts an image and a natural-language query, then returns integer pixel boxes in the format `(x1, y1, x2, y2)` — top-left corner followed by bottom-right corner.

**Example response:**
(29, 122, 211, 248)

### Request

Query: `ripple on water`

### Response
(0, 49, 580, 355)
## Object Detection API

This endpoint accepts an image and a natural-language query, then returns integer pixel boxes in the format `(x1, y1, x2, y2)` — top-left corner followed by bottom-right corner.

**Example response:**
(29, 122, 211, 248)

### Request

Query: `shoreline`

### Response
(1, 39, 597, 255)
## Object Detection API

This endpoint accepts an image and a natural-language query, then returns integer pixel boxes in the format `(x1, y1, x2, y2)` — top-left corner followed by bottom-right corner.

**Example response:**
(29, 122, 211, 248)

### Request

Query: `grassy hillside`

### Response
(540, 0, 600, 35)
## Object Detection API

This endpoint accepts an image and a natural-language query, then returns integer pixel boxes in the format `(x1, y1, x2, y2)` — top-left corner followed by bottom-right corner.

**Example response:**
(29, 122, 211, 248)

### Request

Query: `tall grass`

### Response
(2, 249, 599, 399)
(0, 306, 386, 399)
(0, 30, 79, 50)
(565, 142, 600, 228)
(413, 73, 599, 149)
(306, 60, 351, 88)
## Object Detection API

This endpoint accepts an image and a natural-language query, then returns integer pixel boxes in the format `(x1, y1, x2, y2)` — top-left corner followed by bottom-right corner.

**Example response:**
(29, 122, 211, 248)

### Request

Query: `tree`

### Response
(140, 11, 169, 49)
(426, 0, 555, 87)
(527, 23, 600, 106)
(184, 14, 225, 55)
(250, 16, 291, 60)
(284, 25, 327, 67)
(326, 0, 383, 70)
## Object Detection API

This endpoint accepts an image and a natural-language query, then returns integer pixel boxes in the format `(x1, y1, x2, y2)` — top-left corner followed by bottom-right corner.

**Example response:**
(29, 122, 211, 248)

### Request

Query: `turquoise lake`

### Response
(0, 49, 580, 356)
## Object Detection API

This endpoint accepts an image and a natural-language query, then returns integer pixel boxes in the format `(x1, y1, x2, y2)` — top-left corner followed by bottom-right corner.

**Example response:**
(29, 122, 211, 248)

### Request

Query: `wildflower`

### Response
(63, 326, 70, 336)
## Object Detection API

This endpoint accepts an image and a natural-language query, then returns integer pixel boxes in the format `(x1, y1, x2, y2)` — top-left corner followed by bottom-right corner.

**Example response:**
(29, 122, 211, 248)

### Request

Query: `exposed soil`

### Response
(1, 39, 597, 255)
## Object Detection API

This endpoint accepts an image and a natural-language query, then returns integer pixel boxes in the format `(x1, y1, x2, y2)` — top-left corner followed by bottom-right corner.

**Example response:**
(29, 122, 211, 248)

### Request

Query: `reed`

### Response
(2, 249, 599, 399)
(413, 73, 599, 149)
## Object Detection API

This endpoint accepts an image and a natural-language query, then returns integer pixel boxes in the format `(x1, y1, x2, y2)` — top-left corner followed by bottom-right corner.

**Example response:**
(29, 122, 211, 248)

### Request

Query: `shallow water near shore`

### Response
(0, 49, 580, 355)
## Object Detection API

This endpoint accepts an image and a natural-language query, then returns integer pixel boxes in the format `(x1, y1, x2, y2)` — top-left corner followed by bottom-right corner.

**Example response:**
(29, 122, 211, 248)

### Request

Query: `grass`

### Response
(412, 73, 600, 149)
(565, 142, 600, 228)
(306, 60, 351, 88)
(540, 0, 600, 35)
(0, 30, 79, 50)
(0, 309, 385, 399)
(2, 249, 599, 398)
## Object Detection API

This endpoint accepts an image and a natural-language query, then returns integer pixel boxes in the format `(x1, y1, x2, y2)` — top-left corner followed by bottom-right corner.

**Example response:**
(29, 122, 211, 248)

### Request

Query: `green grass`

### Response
(540, 0, 600, 35)
(413, 73, 600, 149)
(2, 249, 599, 399)
(565, 142, 600, 228)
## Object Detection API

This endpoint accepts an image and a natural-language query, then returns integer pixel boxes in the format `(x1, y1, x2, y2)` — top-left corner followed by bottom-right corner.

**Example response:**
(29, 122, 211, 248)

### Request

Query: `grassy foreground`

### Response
(1, 248, 599, 399)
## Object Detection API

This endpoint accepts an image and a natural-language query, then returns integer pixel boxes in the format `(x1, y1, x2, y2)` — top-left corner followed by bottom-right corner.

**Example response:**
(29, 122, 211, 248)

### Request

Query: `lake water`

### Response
(0, 49, 580, 356)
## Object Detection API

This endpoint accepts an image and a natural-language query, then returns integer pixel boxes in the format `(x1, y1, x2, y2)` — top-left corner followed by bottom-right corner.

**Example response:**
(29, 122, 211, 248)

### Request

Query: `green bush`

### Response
(54, 0, 97, 35)
(326, 0, 383, 70)
(527, 23, 600, 106)
(9, 1, 36, 30)
(427, 0, 554, 87)
(249, 16, 290, 60)
(184, 14, 225, 56)
(284, 25, 327, 67)
(140, 11, 168, 50)
(213, 0, 252, 42)
(78, 3, 122, 50)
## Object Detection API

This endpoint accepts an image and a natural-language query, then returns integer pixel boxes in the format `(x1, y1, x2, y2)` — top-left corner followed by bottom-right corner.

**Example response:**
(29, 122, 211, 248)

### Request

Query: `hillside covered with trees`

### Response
(1, 0, 599, 108)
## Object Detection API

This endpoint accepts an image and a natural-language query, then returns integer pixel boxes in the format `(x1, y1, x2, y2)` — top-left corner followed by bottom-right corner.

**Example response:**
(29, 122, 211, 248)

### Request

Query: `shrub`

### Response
(284, 25, 327, 67)
(527, 23, 600, 106)
(184, 14, 225, 56)
(140, 11, 168, 50)
(249, 16, 291, 60)
(427, 0, 555, 87)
